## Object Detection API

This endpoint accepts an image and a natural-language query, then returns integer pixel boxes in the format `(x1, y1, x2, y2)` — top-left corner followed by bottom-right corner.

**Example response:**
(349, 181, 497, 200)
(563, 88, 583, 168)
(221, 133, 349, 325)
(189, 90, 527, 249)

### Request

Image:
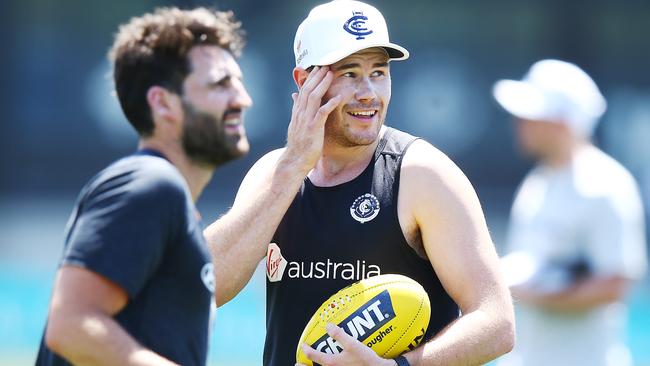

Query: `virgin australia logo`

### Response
(350, 193, 380, 223)
(343, 11, 373, 40)
(266, 243, 287, 282)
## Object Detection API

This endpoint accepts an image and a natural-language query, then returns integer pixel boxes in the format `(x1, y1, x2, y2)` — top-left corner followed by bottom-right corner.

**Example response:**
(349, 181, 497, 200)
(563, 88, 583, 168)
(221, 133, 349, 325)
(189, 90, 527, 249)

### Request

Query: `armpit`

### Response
(404, 226, 428, 259)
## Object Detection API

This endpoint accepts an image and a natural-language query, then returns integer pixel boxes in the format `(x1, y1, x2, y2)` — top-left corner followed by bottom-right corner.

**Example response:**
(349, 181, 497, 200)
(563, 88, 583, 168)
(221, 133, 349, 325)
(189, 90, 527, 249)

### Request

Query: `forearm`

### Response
(515, 276, 629, 312)
(206, 152, 308, 306)
(404, 307, 514, 366)
(46, 310, 176, 366)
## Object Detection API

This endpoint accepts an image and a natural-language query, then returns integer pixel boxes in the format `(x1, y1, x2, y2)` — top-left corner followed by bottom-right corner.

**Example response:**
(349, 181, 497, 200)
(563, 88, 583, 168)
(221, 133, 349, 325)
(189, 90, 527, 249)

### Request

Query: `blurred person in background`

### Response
(35, 7, 252, 366)
(207, 1, 514, 365)
(494, 59, 647, 366)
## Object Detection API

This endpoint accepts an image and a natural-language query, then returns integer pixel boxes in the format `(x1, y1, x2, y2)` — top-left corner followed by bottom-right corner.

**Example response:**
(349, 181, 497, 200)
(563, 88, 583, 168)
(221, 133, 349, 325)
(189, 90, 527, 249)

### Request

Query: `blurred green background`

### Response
(1, 0, 649, 364)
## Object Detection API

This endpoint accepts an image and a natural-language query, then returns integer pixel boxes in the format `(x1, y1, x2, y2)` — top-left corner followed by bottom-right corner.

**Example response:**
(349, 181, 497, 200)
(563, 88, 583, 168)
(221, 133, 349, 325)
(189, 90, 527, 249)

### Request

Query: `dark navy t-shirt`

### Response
(35, 150, 214, 366)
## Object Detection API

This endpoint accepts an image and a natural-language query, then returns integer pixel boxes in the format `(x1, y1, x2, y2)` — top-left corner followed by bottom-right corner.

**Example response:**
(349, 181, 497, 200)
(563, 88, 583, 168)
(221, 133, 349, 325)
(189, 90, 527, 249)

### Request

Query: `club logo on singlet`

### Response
(200, 262, 215, 293)
(266, 243, 288, 282)
(350, 193, 380, 223)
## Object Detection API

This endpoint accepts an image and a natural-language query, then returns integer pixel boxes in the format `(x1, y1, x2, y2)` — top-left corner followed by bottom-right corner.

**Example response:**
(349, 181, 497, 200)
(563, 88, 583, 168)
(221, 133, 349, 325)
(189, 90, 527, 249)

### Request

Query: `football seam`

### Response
(382, 292, 426, 357)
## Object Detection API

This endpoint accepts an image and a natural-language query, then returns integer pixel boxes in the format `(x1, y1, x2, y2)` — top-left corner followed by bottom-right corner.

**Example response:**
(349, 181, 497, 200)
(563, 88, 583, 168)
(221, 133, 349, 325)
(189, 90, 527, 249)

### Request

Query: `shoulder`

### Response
(573, 146, 640, 199)
(399, 139, 481, 220)
(401, 139, 470, 189)
(84, 155, 187, 208)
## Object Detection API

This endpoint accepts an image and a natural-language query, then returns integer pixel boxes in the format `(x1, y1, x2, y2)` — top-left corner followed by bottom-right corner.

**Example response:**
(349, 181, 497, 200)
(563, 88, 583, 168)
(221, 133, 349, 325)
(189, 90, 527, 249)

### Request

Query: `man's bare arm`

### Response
(205, 66, 341, 306)
(512, 275, 629, 312)
(45, 266, 178, 366)
(399, 141, 515, 365)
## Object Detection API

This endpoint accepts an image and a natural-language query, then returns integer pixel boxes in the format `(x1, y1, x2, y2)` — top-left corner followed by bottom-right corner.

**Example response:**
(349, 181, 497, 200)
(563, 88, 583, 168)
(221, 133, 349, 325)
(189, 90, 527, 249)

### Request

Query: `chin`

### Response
(351, 134, 377, 146)
(350, 126, 381, 145)
(326, 117, 382, 147)
(225, 132, 249, 153)
(236, 139, 250, 156)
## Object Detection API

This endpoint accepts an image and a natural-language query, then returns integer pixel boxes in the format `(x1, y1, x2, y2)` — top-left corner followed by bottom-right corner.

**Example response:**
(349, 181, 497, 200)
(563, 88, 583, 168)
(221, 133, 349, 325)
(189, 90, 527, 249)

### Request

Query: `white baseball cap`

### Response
(492, 59, 607, 137)
(293, 0, 409, 69)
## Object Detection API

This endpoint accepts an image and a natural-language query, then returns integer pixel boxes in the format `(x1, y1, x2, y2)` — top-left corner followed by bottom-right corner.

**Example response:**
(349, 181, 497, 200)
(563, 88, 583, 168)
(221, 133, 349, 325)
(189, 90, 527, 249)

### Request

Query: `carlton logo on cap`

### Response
(293, 0, 409, 69)
(343, 11, 373, 40)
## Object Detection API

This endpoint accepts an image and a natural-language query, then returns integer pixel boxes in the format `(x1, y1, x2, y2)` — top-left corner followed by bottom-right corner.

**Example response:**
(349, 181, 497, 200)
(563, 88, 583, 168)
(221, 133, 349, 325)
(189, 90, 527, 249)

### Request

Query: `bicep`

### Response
(402, 143, 506, 311)
(50, 265, 128, 321)
(45, 266, 130, 357)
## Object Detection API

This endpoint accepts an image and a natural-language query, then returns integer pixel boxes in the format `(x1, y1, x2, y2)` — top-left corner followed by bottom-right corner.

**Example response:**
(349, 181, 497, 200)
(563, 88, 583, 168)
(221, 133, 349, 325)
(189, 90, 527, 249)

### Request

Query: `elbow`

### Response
(45, 307, 82, 359)
(215, 293, 227, 308)
(495, 310, 516, 356)
(45, 316, 70, 355)
(44, 327, 60, 353)
(500, 317, 516, 355)
(483, 299, 516, 358)
(606, 278, 630, 303)
(215, 284, 234, 308)
(501, 287, 517, 355)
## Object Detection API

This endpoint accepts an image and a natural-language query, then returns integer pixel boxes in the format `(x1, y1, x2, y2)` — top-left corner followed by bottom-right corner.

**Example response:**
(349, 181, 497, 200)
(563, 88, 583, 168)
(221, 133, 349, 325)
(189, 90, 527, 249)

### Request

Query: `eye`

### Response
(342, 72, 356, 78)
(210, 77, 233, 89)
(371, 70, 386, 77)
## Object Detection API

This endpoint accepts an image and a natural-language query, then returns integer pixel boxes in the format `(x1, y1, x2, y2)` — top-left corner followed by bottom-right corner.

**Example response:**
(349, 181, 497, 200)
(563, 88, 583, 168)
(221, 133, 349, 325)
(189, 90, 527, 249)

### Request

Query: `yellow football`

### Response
(296, 274, 430, 365)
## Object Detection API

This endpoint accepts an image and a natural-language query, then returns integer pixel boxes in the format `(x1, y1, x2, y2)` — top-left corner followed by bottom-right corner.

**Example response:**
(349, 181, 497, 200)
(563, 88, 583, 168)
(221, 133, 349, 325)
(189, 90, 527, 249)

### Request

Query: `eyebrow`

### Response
(206, 73, 243, 86)
(206, 75, 230, 86)
(333, 61, 389, 71)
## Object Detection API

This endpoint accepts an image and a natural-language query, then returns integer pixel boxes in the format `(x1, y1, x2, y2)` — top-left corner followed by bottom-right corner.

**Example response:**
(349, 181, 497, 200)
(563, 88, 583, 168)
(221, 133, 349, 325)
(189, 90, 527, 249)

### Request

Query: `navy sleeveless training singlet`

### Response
(264, 127, 459, 365)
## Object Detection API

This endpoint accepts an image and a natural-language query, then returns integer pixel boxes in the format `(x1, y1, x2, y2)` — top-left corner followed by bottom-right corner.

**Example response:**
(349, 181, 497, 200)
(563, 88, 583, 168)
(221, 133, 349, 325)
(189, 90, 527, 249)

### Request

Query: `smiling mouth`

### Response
(347, 110, 377, 119)
(224, 119, 241, 127)
(223, 108, 244, 129)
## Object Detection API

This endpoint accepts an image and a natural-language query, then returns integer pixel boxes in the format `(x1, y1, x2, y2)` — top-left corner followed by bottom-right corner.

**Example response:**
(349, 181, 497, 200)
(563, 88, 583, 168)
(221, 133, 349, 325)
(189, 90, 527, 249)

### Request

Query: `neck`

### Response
(540, 138, 591, 170)
(138, 139, 214, 202)
(309, 128, 384, 186)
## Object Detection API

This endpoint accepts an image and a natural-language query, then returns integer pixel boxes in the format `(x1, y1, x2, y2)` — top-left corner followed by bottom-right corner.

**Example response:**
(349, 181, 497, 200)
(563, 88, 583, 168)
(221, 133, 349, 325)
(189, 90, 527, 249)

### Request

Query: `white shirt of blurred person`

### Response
(205, 1, 515, 365)
(494, 59, 647, 366)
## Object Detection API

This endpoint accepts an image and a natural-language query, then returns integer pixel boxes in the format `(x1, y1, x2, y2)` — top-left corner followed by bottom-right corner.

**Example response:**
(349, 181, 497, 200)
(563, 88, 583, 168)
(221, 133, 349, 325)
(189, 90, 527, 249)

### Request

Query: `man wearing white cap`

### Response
(494, 59, 647, 366)
(207, 1, 514, 365)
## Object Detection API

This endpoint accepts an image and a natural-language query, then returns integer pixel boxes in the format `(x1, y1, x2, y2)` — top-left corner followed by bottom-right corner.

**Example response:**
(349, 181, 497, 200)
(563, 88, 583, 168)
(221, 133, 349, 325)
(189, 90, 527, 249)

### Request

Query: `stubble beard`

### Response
(325, 112, 383, 148)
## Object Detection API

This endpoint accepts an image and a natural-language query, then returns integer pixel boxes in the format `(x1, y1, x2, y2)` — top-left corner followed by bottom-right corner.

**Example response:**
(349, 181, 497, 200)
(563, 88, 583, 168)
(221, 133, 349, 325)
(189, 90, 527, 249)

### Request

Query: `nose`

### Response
(354, 77, 376, 102)
(232, 79, 253, 109)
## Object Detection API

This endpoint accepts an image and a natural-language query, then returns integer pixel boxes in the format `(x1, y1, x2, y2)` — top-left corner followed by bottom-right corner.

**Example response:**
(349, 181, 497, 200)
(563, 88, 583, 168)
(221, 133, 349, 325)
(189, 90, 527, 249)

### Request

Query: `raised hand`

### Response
(285, 66, 341, 174)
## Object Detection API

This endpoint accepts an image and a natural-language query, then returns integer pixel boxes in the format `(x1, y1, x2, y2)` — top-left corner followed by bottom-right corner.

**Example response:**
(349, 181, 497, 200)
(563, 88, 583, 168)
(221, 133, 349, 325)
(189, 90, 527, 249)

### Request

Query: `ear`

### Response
(146, 86, 182, 124)
(293, 67, 310, 88)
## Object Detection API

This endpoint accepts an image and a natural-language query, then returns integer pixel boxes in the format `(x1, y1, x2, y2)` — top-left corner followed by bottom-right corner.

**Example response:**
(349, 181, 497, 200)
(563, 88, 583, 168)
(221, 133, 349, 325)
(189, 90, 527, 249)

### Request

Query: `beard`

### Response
(325, 104, 384, 148)
(325, 120, 379, 148)
(181, 100, 248, 168)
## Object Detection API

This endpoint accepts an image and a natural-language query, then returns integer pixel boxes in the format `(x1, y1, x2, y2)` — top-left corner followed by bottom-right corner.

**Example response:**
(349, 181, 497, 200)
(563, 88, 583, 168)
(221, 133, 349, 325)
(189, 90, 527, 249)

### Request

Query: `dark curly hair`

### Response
(108, 7, 245, 136)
